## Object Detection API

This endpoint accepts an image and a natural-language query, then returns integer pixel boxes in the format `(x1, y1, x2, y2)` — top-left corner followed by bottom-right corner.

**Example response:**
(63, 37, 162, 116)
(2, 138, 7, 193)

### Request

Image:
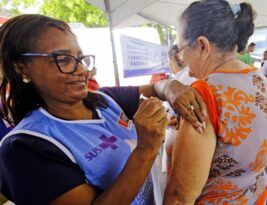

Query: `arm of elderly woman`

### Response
(163, 104, 216, 205)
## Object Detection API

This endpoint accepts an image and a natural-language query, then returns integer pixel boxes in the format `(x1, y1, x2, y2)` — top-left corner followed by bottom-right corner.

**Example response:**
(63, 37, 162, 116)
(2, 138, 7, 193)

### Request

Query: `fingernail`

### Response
(202, 122, 206, 129)
(197, 127, 204, 134)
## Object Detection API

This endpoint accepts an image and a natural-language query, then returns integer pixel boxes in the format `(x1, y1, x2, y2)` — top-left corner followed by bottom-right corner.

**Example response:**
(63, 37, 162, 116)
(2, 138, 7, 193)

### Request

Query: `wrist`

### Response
(154, 79, 171, 100)
(133, 146, 158, 162)
(164, 80, 185, 102)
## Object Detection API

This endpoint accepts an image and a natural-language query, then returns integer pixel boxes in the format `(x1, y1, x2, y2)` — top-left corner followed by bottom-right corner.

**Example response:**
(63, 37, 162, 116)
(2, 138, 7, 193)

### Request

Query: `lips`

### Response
(67, 78, 87, 84)
(71, 81, 86, 84)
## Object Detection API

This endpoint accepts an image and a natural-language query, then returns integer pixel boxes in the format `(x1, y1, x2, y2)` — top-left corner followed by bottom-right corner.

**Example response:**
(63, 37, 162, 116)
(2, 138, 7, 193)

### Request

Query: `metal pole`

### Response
(104, 0, 120, 86)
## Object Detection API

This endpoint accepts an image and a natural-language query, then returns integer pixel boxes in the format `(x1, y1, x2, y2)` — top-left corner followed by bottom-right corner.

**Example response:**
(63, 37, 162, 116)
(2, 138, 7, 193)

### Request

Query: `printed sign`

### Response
(120, 35, 169, 77)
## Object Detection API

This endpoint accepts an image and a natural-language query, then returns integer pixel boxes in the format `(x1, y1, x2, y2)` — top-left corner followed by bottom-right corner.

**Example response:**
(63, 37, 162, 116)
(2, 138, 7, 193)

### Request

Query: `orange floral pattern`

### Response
(253, 75, 267, 114)
(197, 180, 248, 205)
(249, 140, 267, 172)
(211, 85, 255, 146)
(196, 71, 267, 204)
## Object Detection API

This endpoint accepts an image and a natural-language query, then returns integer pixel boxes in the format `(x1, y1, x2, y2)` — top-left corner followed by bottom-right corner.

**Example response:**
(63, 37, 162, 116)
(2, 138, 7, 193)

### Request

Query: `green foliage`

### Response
(0, 0, 108, 27)
(0, 0, 36, 15)
(1, 0, 174, 43)
(40, 0, 108, 27)
(145, 23, 176, 45)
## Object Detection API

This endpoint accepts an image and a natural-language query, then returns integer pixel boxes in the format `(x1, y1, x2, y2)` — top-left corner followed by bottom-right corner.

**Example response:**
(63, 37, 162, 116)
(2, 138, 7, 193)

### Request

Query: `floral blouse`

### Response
(192, 68, 267, 205)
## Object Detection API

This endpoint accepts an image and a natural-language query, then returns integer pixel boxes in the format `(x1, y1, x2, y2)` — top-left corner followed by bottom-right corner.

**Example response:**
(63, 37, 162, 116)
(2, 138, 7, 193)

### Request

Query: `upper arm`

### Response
(164, 104, 216, 204)
(50, 183, 97, 205)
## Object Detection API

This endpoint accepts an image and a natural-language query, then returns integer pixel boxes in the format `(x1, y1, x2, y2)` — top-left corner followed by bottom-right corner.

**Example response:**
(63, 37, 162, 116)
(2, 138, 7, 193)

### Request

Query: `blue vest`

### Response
(1, 93, 154, 205)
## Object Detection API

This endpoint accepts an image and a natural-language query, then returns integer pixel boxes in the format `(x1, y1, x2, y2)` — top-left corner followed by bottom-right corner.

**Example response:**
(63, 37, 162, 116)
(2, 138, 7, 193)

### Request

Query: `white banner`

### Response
(120, 35, 169, 77)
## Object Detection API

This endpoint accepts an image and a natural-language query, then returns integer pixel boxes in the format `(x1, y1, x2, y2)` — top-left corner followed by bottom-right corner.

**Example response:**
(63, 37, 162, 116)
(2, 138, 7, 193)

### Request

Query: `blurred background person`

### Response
(261, 49, 267, 77)
(239, 42, 256, 66)
(169, 45, 197, 85)
(168, 45, 185, 76)
(87, 66, 100, 91)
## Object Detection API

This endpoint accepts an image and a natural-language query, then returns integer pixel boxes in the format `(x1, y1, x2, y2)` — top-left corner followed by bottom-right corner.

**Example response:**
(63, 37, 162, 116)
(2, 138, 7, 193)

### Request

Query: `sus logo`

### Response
(85, 135, 118, 161)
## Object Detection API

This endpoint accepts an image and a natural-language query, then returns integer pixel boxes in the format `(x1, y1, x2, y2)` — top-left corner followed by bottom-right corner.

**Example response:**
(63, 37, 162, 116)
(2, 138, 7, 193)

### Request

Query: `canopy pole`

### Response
(104, 0, 120, 86)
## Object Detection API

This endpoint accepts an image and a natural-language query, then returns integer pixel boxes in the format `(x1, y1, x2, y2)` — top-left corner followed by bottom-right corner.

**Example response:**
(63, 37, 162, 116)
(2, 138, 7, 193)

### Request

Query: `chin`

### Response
(72, 89, 88, 100)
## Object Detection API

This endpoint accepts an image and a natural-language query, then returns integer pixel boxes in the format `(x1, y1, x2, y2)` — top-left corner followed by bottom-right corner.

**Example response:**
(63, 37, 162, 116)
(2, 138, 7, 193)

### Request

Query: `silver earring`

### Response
(22, 78, 30, 83)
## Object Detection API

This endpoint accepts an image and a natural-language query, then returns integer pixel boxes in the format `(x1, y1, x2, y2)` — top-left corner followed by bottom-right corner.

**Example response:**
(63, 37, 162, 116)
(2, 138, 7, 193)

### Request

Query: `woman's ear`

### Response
(13, 62, 24, 74)
(196, 36, 211, 61)
(13, 62, 31, 83)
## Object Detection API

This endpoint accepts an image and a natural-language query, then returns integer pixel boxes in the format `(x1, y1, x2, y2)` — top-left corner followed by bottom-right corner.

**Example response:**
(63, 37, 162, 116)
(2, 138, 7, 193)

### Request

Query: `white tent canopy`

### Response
(88, 0, 267, 28)
(87, 0, 267, 86)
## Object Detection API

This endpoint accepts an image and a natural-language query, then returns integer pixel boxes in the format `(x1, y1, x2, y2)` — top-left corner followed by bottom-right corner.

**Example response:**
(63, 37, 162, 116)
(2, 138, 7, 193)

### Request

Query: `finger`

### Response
(156, 116, 168, 131)
(152, 108, 168, 123)
(194, 91, 207, 117)
(137, 98, 162, 115)
(137, 102, 167, 124)
(178, 108, 203, 132)
(191, 103, 204, 124)
(168, 118, 177, 126)
(139, 98, 145, 105)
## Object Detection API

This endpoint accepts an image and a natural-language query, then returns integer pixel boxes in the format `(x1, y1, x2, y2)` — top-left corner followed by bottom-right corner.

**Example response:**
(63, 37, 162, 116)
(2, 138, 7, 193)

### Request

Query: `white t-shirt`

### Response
(173, 67, 197, 85)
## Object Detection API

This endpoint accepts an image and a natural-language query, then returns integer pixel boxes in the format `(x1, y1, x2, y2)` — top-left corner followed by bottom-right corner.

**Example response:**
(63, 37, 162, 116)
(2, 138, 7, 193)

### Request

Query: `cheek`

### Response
(35, 74, 65, 95)
(31, 67, 66, 92)
(180, 50, 195, 67)
(181, 51, 201, 75)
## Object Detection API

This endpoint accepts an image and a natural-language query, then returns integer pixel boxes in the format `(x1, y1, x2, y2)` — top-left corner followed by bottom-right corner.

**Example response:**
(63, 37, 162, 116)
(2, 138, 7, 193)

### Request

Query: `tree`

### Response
(40, 0, 108, 27)
(145, 23, 176, 46)
(0, 0, 38, 15)
(0, 0, 108, 27)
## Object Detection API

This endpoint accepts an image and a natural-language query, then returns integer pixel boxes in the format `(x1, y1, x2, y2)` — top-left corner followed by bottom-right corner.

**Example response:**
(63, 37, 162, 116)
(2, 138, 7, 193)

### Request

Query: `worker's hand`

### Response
(134, 97, 168, 157)
(164, 80, 207, 133)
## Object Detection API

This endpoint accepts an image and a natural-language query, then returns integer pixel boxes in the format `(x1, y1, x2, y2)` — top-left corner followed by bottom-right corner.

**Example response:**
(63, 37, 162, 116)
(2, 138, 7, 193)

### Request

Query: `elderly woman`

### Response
(163, 0, 267, 204)
(0, 14, 205, 205)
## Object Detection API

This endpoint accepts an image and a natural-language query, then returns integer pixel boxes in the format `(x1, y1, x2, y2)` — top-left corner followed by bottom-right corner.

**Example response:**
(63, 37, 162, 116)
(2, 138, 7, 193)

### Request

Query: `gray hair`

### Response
(179, 0, 256, 52)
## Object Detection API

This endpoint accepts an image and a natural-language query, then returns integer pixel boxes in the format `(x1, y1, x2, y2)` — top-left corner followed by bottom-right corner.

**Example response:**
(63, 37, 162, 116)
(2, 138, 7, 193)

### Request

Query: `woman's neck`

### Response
(43, 102, 93, 120)
(206, 52, 248, 76)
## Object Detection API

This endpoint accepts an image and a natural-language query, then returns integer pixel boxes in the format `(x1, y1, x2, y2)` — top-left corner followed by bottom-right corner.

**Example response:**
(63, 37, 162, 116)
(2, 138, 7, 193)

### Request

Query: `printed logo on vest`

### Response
(84, 135, 118, 161)
(117, 112, 132, 129)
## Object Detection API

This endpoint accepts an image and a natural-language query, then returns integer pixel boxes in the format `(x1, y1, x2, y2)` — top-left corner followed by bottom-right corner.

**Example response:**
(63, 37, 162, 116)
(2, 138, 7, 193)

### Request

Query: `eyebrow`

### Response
(51, 49, 70, 54)
(50, 49, 83, 56)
